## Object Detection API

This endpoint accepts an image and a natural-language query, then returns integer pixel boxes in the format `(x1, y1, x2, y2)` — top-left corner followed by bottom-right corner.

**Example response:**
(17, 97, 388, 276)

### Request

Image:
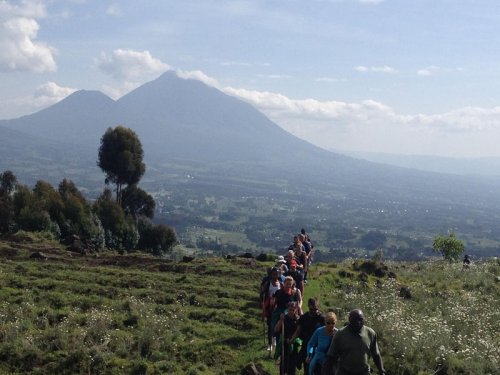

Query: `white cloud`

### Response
(224, 84, 500, 134)
(106, 4, 122, 17)
(0, 81, 76, 119)
(0, 0, 57, 72)
(417, 65, 439, 76)
(316, 77, 337, 82)
(217, 74, 500, 156)
(417, 66, 463, 76)
(95, 49, 170, 81)
(176, 69, 221, 88)
(355, 65, 397, 73)
(34, 80, 75, 98)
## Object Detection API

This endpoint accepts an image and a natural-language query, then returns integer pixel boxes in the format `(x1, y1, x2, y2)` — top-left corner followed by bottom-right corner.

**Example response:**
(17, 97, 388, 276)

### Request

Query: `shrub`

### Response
(137, 219, 177, 255)
(432, 233, 465, 261)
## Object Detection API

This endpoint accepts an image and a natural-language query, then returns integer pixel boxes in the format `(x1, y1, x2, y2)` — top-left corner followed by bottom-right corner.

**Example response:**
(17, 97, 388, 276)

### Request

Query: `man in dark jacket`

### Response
(291, 298, 325, 374)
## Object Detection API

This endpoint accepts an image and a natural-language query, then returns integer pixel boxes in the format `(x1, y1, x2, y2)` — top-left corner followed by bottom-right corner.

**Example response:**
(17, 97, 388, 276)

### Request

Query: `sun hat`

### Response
(275, 255, 286, 263)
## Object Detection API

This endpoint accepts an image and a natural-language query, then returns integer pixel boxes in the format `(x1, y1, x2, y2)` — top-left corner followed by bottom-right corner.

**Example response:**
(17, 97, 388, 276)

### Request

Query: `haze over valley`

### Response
(2, 72, 500, 259)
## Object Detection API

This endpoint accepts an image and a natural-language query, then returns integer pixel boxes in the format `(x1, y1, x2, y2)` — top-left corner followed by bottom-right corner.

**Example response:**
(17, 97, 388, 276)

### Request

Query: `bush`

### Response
(17, 208, 52, 232)
(137, 219, 177, 256)
(432, 233, 465, 261)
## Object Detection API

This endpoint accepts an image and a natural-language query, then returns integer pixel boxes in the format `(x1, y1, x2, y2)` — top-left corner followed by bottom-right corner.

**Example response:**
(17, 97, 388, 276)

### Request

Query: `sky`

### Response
(2, 0, 500, 158)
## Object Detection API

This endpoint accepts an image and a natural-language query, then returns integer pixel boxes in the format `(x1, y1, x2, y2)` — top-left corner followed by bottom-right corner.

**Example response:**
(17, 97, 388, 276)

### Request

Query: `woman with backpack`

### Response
(262, 267, 283, 352)
(271, 276, 303, 347)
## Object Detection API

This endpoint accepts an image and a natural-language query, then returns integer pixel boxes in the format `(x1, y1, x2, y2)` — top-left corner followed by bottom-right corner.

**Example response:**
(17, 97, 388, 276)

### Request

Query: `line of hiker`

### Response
(260, 229, 386, 375)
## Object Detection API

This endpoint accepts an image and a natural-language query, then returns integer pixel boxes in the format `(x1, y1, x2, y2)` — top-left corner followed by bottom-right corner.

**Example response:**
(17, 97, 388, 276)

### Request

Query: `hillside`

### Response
(0, 235, 498, 374)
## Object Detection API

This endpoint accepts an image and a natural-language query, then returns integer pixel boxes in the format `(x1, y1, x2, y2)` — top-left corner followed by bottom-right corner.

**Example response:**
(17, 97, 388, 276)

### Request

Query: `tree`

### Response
(0, 170, 17, 196)
(0, 171, 17, 232)
(121, 184, 155, 220)
(93, 188, 138, 250)
(432, 232, 465, 261)
(97, 126, 145, 204)
(137, 218, 177, 255)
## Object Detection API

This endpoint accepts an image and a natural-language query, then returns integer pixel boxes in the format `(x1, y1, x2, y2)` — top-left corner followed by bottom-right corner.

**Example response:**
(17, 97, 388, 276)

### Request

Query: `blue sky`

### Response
(2, 0, 500, 157)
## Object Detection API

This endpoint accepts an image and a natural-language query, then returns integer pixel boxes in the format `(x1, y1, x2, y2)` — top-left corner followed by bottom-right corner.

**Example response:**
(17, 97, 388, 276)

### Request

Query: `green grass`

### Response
(0, 236, 277, 374)
(0, 235, 498, 374)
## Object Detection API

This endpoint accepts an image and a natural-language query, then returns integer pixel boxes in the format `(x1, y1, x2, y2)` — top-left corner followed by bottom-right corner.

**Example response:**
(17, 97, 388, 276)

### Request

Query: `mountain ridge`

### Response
(1, 72, 500, 211)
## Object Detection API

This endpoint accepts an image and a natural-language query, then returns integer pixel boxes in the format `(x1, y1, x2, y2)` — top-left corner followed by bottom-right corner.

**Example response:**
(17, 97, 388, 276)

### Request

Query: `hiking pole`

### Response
(263, 319, 266, 347)
(281, 320, 285, 375)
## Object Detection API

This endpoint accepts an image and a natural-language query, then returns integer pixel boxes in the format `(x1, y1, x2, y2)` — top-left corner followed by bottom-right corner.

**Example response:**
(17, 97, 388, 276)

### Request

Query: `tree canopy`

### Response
(432, 232, 465, 261)
(98, 126, 145, 203)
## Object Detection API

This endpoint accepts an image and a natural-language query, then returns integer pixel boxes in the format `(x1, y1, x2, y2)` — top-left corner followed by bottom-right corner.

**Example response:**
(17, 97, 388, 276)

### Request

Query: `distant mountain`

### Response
(1, 72, 363, 183)
(2, 71, 500, 210)
(3, 90, 116, 146)
(340, 150, 500, 177)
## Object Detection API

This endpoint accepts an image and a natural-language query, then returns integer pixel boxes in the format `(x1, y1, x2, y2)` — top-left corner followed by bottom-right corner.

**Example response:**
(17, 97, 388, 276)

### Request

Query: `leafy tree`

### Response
(34, 180, 65, 224)
(0, 170, 17, 233)
(55, 179, 104, 249)
(93, 188, 138, 250)
(97, 126, 145, 204)
(432, 232, 465, 261)
(121, 184, 155, 220)
(12, 185, 34, 217)
(0, 170, 17, 196)
(0, 198, 14, 233)
(12, 182, 54, 233)
(17, 207, 52, 232)
(137, 218, 177, 255)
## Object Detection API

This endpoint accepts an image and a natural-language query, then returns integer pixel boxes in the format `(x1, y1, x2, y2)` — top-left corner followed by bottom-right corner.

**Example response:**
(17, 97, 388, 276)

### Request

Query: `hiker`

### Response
(289, 235, 306, 259)
(285, 259, 305, 298)
(276, 255, 289, 273)
(301, 228, 311, 243)
(291, 298, 325, 375)
(324, 309, 386, 375)
(262, 267, 283, 352)
(261, 266, 285, 300)
(295, 237, 308, 280)
(275, 301, 301, 375)
(300, 229, 314, 282)
(288, 235, 300, 251)
(259, 268, 273, 305)
(306, 312, 337, 375)
(286, 249, 297, 268)
(463, 254, 471, 270)
(271, 276, 303, 339)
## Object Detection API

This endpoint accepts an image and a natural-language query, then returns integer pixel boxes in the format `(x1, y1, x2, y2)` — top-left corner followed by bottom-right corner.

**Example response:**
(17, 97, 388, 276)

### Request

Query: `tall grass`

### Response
(316, 260, 499, 375)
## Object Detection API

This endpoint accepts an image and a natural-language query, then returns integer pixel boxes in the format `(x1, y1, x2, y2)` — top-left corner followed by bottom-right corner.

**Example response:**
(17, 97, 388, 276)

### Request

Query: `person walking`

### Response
(324, 309, 386, 375)
(262, 267, 283, 352)
(306, 312, 338, 375)
(275, 301, 301, 375)
(291, 298, 325, 375)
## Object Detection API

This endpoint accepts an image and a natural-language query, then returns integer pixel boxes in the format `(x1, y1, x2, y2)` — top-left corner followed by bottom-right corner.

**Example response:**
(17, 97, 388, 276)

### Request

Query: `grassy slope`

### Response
(0, 233, 273, 375)
(0, 234, 498, 374)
